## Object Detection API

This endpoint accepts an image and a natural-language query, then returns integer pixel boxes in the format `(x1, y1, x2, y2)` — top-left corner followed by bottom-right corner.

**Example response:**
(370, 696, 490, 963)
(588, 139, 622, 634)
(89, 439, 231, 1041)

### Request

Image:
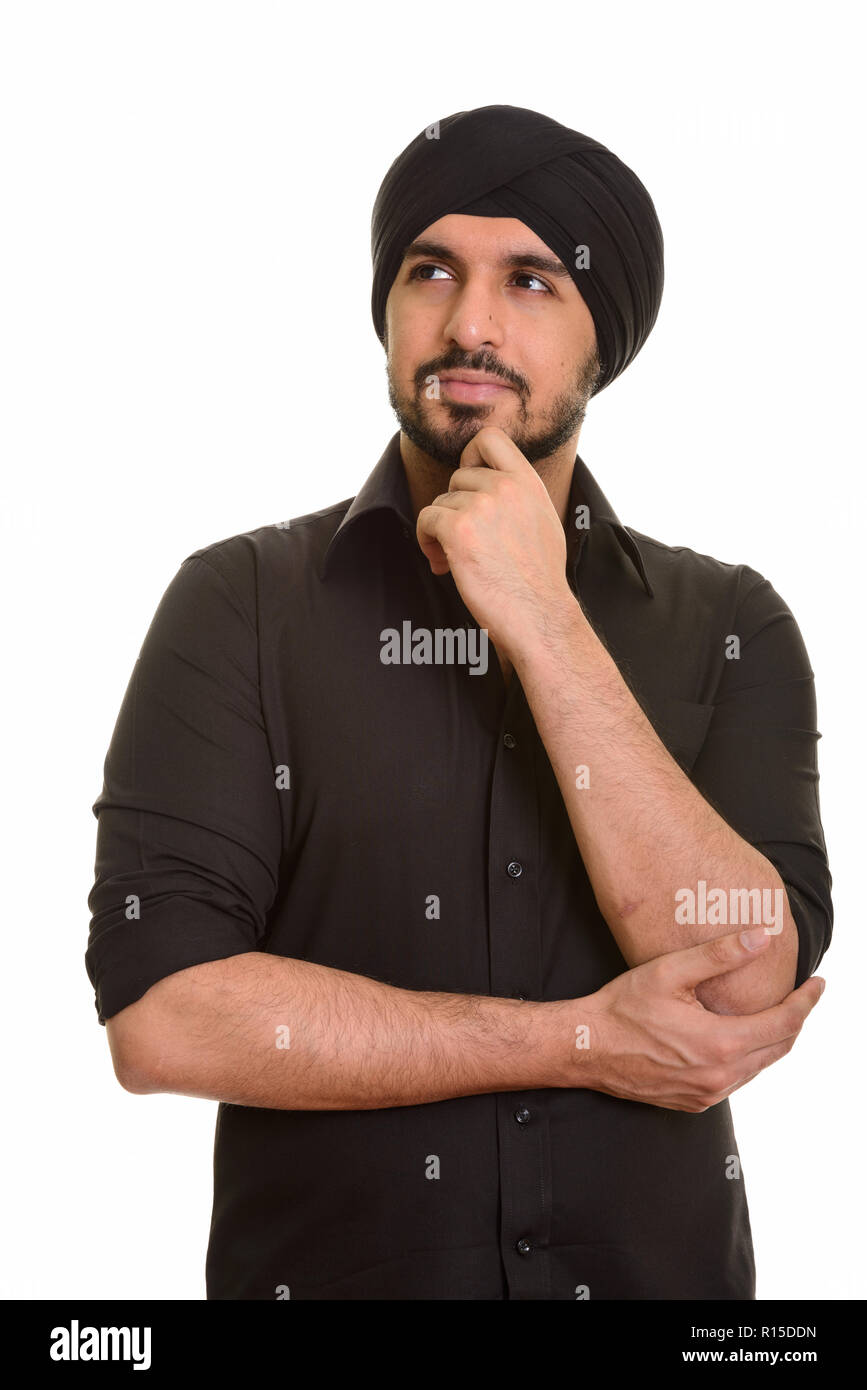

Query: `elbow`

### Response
(105, 1006, 168, 1095)
(695, 917, 800, 1015)
(113, 1054, 163, 1095)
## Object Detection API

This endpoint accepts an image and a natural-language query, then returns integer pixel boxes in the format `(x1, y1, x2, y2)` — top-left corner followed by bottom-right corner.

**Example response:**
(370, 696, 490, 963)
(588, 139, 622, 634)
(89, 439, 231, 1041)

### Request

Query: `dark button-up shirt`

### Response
(85, 431, 832, 1300)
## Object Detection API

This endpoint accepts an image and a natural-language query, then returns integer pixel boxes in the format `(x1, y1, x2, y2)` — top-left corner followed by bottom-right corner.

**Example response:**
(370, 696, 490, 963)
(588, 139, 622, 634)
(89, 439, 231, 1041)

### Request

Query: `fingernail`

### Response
(740, 926, 770, 950)
(817, 978, 826, 995)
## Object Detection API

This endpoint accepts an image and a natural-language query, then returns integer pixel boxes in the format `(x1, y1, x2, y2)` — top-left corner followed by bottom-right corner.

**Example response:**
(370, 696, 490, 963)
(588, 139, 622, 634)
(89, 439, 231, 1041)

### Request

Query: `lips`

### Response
(438, 374, 513, 402)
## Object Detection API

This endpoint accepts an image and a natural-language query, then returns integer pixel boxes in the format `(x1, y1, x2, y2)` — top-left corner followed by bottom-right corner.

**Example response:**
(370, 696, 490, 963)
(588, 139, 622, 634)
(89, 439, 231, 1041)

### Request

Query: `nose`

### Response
(442, 277, 505, 353)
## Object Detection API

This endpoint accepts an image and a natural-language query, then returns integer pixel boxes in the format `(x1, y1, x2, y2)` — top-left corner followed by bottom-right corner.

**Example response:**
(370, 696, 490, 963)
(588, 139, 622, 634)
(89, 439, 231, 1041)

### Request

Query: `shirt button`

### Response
(507, 861, 523, 878)
(516, 1238, 533, 1256)
(503, 732, 517, 748)
(514, 1106, 531, 1125)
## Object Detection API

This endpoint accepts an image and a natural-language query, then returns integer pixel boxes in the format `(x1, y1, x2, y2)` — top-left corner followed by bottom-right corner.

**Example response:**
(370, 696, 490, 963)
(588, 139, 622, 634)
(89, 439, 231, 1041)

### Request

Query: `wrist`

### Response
(509, 589, 588, 673)
(535, 995, 606, 1091)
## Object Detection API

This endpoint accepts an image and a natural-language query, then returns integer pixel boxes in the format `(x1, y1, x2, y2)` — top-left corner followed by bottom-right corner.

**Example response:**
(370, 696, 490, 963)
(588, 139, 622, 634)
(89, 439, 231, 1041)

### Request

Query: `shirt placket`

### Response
(488, 675, 553, 1299)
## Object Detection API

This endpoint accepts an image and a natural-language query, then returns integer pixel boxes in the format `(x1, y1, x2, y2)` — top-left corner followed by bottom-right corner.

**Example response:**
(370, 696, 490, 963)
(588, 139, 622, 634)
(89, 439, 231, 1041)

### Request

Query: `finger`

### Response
(415, 491, 481, 557)
(723, 975, 826, 1055)
(428, 490, 472, 509)
(459, 426, 530, 473)
(741, 1035, 797, 1075)
(716, 1033, 800, 1101)
(414, 503, 453, 573)
(662, 927, 775, 993)
(447, 466, 500, 493)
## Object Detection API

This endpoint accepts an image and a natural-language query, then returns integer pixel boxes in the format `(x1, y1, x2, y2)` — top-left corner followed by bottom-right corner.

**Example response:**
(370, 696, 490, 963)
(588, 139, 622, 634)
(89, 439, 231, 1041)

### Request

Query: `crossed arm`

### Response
(102, 427, 827, 1110)
(512, 595, 799, 1016)
(107, 599, 820, 1113)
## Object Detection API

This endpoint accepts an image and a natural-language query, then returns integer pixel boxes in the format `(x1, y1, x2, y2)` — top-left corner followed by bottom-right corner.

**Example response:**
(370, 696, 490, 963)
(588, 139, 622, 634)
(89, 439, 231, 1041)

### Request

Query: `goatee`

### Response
(387, 347, 601, 471)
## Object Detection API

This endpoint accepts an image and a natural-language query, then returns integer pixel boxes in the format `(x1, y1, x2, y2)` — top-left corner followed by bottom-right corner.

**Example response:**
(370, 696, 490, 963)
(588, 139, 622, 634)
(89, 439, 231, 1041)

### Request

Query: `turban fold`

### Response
(371, 105, 664, 393)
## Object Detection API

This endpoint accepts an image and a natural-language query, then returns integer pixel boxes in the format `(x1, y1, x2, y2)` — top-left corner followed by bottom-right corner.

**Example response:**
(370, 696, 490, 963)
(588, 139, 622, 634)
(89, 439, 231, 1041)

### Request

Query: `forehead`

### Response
(407, 213, 558, 262)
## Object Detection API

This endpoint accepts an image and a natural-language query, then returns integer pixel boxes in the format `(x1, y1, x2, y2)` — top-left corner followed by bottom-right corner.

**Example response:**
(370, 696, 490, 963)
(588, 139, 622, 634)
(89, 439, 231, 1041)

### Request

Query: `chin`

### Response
(430, 401, 522, 435)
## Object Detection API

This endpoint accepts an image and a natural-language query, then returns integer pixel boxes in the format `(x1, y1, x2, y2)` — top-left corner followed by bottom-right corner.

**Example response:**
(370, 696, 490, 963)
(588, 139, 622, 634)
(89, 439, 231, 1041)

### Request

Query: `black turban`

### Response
(371, 104, 664, 393)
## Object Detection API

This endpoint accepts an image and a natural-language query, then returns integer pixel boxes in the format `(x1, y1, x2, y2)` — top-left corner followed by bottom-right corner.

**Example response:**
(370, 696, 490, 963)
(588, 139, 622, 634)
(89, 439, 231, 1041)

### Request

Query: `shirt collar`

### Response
(565, 447, 655, 598)
(320, 431, 654, 598)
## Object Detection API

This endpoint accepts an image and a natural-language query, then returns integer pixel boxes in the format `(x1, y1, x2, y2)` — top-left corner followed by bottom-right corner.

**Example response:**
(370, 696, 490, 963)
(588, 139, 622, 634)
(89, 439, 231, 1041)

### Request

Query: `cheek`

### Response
(387, 290, 445, 356)
(537, 346, 582, 394)
(521, 355, 563, 405)
(384, 298, 409, 351)
(388, 328, 436, 388)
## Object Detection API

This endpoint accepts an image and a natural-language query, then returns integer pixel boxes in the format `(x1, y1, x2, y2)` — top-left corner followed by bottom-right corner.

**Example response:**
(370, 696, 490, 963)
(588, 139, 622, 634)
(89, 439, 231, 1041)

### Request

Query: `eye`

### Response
(512, 272, 552, 294)
(406, 263, 552, 293)
(408, 263, 453, 281)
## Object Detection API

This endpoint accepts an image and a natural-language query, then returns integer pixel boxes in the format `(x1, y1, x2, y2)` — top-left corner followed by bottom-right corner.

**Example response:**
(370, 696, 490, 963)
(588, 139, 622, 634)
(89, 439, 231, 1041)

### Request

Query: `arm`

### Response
(107, 929, 822, 1114)
(513, 595, 799, 1014)
(106, 951, 570, 1107)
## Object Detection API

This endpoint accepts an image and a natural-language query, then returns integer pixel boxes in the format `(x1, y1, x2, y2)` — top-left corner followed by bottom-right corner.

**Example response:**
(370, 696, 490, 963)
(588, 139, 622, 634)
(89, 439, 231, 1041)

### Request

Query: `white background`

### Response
(1, 0, 862, 1300)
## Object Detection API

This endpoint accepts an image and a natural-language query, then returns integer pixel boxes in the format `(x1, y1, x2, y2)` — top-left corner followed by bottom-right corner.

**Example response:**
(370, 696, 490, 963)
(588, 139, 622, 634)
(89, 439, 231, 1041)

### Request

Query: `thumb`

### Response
(662, 926, 775, 993)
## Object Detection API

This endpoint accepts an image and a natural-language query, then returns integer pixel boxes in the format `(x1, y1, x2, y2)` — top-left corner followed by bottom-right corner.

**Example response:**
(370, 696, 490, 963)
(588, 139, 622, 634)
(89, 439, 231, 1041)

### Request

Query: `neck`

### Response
(399, 431, 579, 531)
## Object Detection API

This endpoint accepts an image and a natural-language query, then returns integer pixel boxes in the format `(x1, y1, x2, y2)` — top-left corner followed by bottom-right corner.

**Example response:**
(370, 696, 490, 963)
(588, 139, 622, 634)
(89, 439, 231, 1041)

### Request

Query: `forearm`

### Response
(111, 951, 593, 1108)
(513, 597, 798, 1014)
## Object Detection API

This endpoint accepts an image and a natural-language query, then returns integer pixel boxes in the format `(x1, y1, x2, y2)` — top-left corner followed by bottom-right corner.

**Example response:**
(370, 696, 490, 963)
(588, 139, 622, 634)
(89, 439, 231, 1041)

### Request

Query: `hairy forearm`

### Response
(512, 597, 799, 1014)
(110, 951, 594, 1108)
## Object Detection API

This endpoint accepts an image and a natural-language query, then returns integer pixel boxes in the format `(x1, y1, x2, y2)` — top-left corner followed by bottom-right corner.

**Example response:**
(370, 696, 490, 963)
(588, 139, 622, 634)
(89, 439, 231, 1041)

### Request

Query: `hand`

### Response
(415, 426, 575, 660)
(556, 928, 825, 1112)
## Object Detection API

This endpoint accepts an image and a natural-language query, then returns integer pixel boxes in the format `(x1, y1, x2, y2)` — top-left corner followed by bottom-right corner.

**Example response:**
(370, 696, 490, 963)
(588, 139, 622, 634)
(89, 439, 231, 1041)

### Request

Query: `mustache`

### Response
(413, 353, 528, 396)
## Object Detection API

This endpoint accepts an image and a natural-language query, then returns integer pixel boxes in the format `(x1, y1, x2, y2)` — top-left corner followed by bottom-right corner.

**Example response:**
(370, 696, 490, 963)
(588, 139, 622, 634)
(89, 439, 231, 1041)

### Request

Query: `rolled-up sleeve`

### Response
(690, 566, 833, 990)
(85, 552, 281, 1023)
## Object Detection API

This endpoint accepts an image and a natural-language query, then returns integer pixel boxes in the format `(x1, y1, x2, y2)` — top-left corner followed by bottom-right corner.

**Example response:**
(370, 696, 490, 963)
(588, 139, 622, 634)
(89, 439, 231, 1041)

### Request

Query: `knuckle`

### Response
(704, 936, 734, 968)
(712, 1034, 738, 1065)
(703, 1066, 730, 1095)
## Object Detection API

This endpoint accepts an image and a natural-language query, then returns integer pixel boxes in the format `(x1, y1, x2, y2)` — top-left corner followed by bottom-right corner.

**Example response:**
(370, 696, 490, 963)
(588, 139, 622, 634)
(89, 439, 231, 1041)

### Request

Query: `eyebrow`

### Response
(402, 238, 572, 280)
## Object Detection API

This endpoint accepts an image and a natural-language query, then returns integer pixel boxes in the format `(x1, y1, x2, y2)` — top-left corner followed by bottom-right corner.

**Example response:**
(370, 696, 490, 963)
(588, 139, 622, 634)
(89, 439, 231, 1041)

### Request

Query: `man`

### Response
(86, 105, 832, 1300)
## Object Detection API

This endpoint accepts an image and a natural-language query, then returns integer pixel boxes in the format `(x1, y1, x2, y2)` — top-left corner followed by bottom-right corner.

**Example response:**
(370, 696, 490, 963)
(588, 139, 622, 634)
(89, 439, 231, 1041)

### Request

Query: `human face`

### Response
(384, 214, 600, 470)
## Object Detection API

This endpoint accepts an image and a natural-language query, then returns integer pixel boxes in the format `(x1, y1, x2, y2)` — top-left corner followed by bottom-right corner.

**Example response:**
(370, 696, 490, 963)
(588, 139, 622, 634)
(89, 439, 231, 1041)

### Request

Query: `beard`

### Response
(386, 344, 602, 470)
